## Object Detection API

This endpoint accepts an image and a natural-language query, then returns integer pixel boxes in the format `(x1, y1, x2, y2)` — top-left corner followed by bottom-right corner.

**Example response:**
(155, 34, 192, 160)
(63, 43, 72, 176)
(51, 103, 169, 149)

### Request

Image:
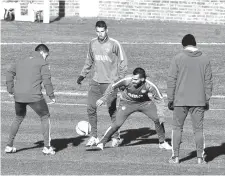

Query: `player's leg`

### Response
(189, 106, 206, 164)
(103, 86, 121, 146)
(29, 99, 55, 155)
(5, 102, 27, 153)
(169, 106, 188, 163)
(97, 101, 135, 150)
(86, 80, 102, 146)
(140, 101, 171, 149)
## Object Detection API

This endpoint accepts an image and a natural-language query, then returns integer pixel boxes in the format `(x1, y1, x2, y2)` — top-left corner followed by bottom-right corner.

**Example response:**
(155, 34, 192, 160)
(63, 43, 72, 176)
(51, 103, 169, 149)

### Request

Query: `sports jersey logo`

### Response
(104, 47, 110, 53)
(95, 55, 112, 62)
(127, 92, 143, 99)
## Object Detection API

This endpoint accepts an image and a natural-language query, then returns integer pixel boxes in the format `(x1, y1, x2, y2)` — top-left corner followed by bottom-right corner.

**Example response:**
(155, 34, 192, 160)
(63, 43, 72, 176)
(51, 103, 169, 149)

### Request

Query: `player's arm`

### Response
(113, 41, 128, 79)
(77, 42, 94, 84)
(146, 80, 165, 123)
(6, 63, 16, 95)
(41, 63, 55, 102)
(96, 77, 131, 107)
(167, 58, 178, 104)
(204, 60, 213, 110)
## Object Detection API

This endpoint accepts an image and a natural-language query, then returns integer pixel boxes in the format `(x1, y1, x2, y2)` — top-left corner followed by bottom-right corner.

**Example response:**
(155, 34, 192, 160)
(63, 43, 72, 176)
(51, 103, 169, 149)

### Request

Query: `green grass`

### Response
(1, 44, 225, 94)
(1, 92, 225, 175)
(1, 18, 225, 175)
(1, 18, 225, 94)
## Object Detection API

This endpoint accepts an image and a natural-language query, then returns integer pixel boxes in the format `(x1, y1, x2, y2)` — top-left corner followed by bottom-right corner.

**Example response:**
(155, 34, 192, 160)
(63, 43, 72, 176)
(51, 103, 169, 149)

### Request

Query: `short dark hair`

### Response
(95, 21, 107, 29)
(133, 67, 146, 79)
(182, 34, 196, 47)
(35, 44, 49, 53)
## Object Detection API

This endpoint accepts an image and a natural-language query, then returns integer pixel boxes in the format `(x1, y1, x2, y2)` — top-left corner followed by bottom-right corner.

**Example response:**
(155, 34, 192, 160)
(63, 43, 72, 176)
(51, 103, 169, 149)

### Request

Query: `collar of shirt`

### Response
(98, 35, 109, 44)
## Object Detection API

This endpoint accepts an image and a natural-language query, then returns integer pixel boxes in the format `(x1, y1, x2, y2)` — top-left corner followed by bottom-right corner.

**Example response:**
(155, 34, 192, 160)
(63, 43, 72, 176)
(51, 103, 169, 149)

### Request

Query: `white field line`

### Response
(1, 89, 225, 98)
(1, 42, 225, 45)
(2, 100, 225, 111)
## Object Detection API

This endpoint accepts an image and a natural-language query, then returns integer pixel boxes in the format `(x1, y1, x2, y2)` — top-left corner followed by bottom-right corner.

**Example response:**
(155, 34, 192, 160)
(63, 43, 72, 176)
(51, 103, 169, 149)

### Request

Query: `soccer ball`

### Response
(76, 121, 91, 136)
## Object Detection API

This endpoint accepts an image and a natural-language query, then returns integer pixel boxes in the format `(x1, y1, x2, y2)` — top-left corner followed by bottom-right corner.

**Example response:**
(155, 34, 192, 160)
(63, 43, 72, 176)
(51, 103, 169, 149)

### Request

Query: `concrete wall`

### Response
(98, 0, 225, 24)
(2, 0, 225, 24)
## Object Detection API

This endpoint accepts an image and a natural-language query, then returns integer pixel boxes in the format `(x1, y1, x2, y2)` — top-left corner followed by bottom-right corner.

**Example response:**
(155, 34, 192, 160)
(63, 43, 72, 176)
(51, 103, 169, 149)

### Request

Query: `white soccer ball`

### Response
(76, 121, 91, 136)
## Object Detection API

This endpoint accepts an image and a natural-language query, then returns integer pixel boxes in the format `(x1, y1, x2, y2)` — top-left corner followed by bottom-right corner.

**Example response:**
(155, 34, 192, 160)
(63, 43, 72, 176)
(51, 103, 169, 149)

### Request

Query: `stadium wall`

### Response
(98, 0, 225, 24)
(2, 0, 225, 24)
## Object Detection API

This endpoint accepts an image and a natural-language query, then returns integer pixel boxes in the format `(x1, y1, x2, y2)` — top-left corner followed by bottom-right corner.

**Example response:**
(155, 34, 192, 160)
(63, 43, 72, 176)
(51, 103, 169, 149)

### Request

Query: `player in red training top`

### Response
(95, 67, 172, 150)
(77, 20, 128, 147)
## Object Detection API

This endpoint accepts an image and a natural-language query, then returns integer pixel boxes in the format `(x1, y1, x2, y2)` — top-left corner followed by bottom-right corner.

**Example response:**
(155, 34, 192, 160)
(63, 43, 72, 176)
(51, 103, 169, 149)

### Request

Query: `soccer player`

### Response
(167, 34, 213, 164)
(95, 67, 172, 150)
(5, 44, 56, 155)
(77, 20, 128, 147)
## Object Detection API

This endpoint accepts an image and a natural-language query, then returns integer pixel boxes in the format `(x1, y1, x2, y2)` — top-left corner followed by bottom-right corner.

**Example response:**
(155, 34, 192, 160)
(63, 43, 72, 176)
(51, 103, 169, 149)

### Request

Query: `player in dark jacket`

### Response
(167, 34, 213, 164)
(5, 44, 56, 155)
(95, 67, 172, 151)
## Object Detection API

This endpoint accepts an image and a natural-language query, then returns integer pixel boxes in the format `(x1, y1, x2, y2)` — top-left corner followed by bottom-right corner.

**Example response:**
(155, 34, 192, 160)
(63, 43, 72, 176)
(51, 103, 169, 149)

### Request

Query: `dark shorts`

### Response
(15, 99, 50, 117)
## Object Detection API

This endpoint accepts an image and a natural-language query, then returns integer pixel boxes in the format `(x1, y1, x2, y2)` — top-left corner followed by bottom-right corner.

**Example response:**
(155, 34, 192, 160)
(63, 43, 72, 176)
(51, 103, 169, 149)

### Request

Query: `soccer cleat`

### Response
(159, 141, 172, 150)
(86, 136, 99, 147)
(5, 146, 17, 153)
(42, 146, 55, 155)
(197, 157, 207, 164)
(96, 143, 104, 150)
(111, 138, 122, 147)
(169, 156, 179, 164)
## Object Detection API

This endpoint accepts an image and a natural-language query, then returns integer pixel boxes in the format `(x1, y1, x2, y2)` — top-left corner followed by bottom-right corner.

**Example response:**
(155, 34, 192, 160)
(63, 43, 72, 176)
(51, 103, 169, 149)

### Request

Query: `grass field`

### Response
(1, 17, 225, 175)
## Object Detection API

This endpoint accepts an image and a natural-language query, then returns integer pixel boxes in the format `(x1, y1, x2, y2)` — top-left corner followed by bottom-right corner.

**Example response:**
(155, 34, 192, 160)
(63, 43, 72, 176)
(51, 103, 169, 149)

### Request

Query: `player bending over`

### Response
(95, 67, 172, 150)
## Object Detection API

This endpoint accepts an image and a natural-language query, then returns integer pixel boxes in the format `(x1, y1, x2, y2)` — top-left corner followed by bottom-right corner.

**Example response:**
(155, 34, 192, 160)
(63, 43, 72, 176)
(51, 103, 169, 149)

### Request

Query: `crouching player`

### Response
(96, 67, 172, 150)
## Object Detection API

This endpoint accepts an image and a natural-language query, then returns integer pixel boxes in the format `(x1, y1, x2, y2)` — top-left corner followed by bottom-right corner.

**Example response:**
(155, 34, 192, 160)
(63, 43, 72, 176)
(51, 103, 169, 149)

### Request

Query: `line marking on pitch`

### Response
(1, 89, 225, 98)
(1, 42, 225, 45)
(2, 101, 225, 111)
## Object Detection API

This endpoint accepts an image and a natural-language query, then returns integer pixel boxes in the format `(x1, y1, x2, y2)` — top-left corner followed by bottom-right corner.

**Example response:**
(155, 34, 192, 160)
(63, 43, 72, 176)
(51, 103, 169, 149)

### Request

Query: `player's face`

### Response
(132, 74, 144, 87)
(96, 27, 107, 41)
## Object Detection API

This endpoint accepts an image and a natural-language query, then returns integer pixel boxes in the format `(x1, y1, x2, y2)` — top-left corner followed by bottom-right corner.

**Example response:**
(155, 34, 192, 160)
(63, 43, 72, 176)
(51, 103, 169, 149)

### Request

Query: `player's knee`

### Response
(172, 125, 183, 131)
(193, 126, 203, 134)
(16, 115, 25, 123)
(87, 105, 97, 116)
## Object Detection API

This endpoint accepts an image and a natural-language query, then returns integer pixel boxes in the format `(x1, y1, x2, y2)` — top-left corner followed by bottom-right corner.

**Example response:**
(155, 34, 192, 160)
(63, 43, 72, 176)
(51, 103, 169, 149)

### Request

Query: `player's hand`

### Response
(204, 102, 209, 111)
(77, 75, 85, 85)
(96, 99, 104, 107)
(159, 117, 165, 125)
(168, 101, 174, 111)
(49, 98, 56, 104)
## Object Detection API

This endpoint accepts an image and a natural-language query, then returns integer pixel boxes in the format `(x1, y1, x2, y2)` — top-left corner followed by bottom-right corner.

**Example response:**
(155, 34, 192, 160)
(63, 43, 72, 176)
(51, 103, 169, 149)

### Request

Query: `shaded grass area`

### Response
(1, 95, 225, 174)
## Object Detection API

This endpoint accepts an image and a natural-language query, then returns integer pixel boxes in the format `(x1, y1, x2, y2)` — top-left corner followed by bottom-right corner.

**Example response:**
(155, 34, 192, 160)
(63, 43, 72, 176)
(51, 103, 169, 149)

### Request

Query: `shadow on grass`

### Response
(119, 127, 171, 146)
(16, 136, 88, 153)
(179, 143, 225, 163)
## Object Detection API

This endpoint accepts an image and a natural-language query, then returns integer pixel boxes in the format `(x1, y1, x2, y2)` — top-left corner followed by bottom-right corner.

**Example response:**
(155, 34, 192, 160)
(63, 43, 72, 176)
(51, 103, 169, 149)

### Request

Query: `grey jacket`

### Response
(167, 48, 213, 106)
